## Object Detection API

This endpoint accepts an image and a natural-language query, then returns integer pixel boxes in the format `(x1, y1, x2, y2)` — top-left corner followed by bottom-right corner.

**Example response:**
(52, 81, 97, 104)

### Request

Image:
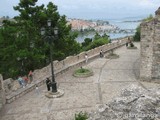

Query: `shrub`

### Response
(133, 14, 153, 42)
(133, 26, 140, 41)
(75, 111, 88, 120)
(81, 38, 92, 47)
(75, 68, 89, 74)
(84, 38, 108, 51)
(73, 67, 93, 77)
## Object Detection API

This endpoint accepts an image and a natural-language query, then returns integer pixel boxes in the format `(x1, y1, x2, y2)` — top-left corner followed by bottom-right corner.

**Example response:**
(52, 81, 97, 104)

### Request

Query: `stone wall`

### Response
(140, 7, 160, 81)
(32, 38, 127, 81)
(0, 74, 5, 110)
(88, 84, 160, 120)
(4, 37, 127, 104)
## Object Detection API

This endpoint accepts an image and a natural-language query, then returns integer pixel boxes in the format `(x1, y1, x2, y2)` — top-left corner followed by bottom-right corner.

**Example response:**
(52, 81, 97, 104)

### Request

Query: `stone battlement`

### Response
(0, 75, 5, 110)
(1, 37, 128, 104)
(140, 7, 160, 81)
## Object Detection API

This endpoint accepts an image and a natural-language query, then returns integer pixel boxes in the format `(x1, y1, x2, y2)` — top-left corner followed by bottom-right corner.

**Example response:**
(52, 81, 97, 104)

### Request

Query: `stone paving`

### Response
(1, 42, 160, 120)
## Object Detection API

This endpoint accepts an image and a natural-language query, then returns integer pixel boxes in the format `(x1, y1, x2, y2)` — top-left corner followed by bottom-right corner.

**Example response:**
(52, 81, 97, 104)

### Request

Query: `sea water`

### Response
(76, 17, 142, 43)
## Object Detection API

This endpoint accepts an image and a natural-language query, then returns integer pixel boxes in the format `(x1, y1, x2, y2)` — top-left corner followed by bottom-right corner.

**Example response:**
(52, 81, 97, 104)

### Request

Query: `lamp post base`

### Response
(45, 89, 64, 98)
(51, 82, 57, 92)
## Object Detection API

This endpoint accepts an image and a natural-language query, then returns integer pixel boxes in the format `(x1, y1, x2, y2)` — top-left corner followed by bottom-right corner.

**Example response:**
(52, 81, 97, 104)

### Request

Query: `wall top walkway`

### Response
(5, 37, 128, 104)
(1, 42, 145, 120)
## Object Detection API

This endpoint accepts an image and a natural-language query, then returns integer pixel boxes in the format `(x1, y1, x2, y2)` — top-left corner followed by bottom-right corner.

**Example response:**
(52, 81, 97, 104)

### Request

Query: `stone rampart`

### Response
(4, 37, 128, 104)
(140, 7, 160, 81)
(0, 74, 5, 110)
(32, 38, 127, 81)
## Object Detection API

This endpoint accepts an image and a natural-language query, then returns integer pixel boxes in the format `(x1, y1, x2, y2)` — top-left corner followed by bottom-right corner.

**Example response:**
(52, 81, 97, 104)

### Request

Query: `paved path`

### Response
(1, 43, 160, 120)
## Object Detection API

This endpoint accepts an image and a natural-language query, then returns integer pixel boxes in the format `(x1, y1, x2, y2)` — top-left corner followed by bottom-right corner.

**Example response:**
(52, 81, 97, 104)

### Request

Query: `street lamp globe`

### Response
(47, 19, 52, 27)
(40, 27, 45, 35)
(17, 57, 21, 61)
(54, 27, 58, 35)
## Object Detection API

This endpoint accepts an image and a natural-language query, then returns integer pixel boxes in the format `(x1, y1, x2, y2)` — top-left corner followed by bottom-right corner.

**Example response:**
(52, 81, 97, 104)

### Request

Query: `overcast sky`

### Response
(0, 0, 160, 19)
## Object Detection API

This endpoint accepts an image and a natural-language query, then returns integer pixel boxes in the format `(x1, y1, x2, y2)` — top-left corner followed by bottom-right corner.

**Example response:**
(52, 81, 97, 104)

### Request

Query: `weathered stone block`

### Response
(0, 74, 6, 109)
(140, 8, 160, 81)
(88, 84, 160, 120)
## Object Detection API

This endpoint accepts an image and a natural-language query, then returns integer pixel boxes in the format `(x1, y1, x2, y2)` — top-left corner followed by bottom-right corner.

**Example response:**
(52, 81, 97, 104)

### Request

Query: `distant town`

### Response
(67, 18, 117, 32)
(67, 18, 138, 34)
(0, 16, 137, 34)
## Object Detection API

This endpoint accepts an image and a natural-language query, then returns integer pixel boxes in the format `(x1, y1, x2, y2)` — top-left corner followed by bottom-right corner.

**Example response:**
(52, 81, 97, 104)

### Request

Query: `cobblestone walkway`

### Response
(1, 43, 160, 120)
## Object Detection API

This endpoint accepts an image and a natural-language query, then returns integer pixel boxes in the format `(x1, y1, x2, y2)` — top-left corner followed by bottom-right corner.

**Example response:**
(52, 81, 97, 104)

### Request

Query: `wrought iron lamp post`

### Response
(41, 19, 58, 93)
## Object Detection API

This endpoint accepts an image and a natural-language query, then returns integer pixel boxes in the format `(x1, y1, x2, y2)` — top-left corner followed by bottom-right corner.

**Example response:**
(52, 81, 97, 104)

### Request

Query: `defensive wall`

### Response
(140, 7, 160, 81)
(0, 37, 128, 106)
(0, 75, 5, 110)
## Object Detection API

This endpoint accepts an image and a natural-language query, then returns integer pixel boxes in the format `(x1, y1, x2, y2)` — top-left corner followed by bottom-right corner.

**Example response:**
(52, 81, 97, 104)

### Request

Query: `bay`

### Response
(76, 17, 142, 43)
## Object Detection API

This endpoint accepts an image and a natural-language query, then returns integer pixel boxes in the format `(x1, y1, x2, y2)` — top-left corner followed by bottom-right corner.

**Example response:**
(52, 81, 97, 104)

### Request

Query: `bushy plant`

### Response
(133, 26, 140, 41)
(74, 67, 91, 75)
(84, 38, 108, 51)
(133, 14, 153, 42)
(75, 111, 88, 120)
(76, 68, 89, 73)
(93, 32, 101, 40)
(73, 67, 93, 77)
(81, 32, 109, 51)
(81, 38, 92, 47)
(142, 14, 153, 22)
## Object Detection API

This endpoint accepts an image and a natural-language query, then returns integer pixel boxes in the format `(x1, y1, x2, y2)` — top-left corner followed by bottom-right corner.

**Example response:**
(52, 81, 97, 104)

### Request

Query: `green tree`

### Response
(81, 38, 92, 47)
(83, 37, 109, 51)
(81, 32, 109, 51)
(93, 32, 101, 40)
(102, 33, 109, 39)
(89, 38, 108, 49)
(0, 21, 20, 78)
(0, 0, 80, 79)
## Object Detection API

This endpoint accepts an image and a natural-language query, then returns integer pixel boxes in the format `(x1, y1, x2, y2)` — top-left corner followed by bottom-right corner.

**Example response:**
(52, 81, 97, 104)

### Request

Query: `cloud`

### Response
(61, 5, 79, 10)
(50, 0, 160, 19)
(138, 0, 160, 8)
(53, 0, 159, 12)
(0, 0, 160, 19)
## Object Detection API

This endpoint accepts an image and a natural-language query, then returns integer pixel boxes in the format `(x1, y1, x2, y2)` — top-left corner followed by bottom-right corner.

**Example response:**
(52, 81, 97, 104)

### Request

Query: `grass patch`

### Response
(73, 67, 93, 77)
(75, 111, 88, 120)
